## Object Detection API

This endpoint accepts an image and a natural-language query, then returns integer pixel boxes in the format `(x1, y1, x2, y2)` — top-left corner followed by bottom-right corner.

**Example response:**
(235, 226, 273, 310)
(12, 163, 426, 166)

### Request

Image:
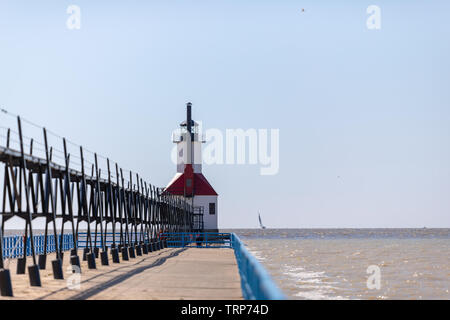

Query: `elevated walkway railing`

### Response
(162, 232, 232, 248)
(1, 232, 164, 258)
(1, 232, 285, 300)
(77, 232, 153, 248)
(161, 232, 285, 300)
(1, 234, 75, 258)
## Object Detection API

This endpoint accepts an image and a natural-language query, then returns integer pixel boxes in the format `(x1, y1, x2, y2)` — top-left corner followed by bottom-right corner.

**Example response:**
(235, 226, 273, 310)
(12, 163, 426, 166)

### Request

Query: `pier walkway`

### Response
(2, 248, 242, 300)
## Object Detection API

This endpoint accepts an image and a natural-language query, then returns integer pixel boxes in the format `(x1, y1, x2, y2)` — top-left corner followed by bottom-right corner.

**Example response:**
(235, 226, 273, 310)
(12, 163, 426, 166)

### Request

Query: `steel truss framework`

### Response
(0, 116, 194, 296)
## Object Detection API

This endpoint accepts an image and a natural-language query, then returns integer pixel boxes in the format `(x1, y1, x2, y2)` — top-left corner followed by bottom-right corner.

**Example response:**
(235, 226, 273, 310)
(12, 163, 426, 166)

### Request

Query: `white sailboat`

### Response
(258, 211, 266, 229)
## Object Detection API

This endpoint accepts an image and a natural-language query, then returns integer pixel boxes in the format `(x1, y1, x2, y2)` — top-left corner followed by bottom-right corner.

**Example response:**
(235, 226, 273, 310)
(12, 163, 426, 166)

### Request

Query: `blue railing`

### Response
(2, 234, 75, 258)
(77, 232, 151, 248)
(231, 233, 285, 300)
(162, 232, 232, 248)
(161, 232, 285, 300)
(2, 232, 160, 258)
(1, 232, 285, 300)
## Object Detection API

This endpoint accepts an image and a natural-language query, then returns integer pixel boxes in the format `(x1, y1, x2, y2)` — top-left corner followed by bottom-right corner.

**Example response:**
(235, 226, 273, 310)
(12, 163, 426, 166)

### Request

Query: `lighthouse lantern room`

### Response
(164, 103, 218, 232)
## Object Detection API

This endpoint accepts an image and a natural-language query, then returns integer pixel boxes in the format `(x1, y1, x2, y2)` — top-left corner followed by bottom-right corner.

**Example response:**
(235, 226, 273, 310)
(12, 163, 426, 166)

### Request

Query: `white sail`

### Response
(258, 211, 266, 229)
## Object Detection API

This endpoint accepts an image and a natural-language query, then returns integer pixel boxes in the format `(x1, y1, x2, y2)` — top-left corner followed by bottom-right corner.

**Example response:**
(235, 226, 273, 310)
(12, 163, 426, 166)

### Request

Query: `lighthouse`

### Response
(164, 103, 218, 231)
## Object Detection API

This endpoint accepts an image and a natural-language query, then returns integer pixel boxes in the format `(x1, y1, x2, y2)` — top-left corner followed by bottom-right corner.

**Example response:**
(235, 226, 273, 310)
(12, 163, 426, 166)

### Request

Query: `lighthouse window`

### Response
(186, 179, 192, 187)
(209, 203, 216, 215)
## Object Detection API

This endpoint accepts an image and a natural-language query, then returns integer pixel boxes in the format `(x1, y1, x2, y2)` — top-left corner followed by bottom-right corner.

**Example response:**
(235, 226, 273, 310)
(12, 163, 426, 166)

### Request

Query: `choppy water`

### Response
(225, 229, 450, 300)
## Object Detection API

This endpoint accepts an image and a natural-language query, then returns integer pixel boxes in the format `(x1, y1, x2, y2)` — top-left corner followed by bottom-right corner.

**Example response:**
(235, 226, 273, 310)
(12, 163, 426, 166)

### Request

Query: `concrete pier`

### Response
(1, 248, 242, 300)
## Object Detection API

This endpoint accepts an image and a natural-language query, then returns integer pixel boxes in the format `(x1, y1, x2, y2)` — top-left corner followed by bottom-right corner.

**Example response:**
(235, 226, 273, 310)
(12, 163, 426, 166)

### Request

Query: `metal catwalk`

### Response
(0, 111, 194, 296)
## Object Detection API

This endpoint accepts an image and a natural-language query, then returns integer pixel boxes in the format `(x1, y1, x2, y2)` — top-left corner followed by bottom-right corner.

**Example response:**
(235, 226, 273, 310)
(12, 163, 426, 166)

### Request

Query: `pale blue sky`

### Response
(0, 1, 449, 228)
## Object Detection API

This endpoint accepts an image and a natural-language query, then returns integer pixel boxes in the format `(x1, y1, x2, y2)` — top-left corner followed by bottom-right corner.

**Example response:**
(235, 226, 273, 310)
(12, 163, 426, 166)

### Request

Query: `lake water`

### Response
(227, 229, 450, 300)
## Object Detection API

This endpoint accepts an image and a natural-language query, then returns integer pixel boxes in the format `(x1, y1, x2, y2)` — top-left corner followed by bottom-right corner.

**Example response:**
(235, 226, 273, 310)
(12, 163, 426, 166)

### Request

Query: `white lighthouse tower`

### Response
(164, 103, 218, 231)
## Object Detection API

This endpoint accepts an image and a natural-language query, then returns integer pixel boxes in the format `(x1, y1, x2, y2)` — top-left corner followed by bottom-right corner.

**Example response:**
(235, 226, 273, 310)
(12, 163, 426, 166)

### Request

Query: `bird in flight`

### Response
(301, 8, 305, 12)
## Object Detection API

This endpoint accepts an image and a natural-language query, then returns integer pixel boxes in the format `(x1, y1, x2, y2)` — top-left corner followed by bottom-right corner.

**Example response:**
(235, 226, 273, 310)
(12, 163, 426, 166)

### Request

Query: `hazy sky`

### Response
(0, 0, 449, 228)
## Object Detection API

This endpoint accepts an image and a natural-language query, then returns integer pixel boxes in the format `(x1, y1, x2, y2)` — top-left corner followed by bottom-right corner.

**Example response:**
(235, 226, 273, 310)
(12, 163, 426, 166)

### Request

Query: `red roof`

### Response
(164, 172, 218, 196)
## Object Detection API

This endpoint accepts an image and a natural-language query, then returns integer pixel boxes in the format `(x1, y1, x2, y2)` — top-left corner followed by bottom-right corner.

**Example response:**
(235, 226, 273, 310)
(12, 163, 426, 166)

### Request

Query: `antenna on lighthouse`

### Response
(186, 102, 193, 139)
(186, 102, 194, 165)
